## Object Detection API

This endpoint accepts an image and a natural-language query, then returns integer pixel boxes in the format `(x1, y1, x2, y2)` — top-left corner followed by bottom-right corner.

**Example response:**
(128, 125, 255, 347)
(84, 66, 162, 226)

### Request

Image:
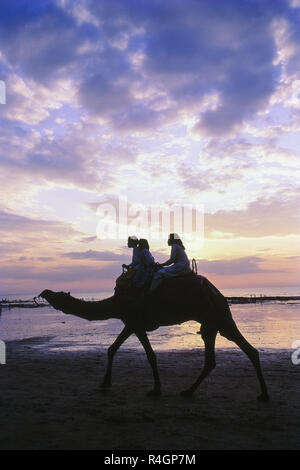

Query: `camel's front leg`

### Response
(135, 330, 161, 396)
(100, 326, 132, 390)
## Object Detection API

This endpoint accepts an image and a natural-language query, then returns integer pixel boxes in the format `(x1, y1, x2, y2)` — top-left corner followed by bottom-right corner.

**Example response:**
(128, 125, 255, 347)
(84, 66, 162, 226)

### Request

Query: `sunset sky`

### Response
(0, 0, 299, 295)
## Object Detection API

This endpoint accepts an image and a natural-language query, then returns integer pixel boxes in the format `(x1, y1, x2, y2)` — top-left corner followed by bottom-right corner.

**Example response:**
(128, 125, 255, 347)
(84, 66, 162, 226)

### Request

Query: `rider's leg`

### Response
(148, 269, 165, 292)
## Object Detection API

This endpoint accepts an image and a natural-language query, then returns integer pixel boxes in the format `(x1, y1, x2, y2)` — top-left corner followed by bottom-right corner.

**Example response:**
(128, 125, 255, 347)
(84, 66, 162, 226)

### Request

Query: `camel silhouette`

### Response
(39, 274, 269, 401)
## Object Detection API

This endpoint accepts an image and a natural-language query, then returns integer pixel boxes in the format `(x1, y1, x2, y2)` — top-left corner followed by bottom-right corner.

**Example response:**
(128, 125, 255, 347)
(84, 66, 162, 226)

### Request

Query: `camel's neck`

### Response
(72, 296, 120, 321)
(40, 290, 120, 321)
(94, 296, 120, 320)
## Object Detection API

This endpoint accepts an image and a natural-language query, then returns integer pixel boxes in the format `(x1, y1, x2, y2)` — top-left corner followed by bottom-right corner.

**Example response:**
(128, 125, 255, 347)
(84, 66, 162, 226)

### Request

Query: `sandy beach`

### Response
(1, 336, 299, 450)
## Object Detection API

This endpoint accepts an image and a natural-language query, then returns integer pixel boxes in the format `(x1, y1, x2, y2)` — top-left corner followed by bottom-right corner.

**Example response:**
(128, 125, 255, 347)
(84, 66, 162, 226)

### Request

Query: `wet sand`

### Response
(0, 336, 299, 450)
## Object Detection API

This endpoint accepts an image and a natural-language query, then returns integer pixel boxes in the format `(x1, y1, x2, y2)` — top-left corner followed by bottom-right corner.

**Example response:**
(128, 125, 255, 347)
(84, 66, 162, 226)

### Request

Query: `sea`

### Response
(1, 285, 300, 351)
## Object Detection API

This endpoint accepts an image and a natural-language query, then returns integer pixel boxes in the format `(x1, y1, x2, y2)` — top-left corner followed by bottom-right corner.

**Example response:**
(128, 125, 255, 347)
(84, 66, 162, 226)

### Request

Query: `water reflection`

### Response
(1, 302, 300, 352)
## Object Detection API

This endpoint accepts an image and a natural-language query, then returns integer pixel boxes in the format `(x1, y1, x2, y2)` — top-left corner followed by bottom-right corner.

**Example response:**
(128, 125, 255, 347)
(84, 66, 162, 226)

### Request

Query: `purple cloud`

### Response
(0, 0, 294, 135)
(205, 190, 300, 238)
(196, 256, 273, 275)
(0, 209, 80, 236)
(63, 250, 128, 262)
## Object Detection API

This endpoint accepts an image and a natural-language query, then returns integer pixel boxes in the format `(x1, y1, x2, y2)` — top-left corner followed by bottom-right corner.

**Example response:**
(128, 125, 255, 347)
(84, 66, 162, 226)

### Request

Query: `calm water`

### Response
(1, 286, 300, 351)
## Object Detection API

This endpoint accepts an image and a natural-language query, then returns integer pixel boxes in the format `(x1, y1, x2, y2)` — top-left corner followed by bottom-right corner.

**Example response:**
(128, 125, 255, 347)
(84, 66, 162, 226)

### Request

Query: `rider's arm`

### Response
(128, 247, 140, 269)
(160, 245, 176, 267)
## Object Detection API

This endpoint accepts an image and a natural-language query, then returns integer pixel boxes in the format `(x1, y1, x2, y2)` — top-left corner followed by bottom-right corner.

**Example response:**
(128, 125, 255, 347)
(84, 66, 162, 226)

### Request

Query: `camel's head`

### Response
(38, 289, 70, 300)
(36, 290, 73, 314)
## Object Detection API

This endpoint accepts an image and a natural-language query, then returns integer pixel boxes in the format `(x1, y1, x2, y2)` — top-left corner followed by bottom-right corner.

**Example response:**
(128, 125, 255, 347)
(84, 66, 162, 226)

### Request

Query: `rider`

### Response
(122, 236, 140, 271)
(149, 233, 191, 292)
(133, 239, 156, 288)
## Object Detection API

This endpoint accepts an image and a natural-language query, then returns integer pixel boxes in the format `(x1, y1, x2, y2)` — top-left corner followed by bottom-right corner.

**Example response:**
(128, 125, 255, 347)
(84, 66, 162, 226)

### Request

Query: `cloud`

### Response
(0, 0, 98, 84)
(0, 262, 120, 283)
(86, 0, 287, 134)
(205, 190, 300, 238)
(177, 137, 299, 207)
(0, 119, 138, 194)
(178, 162, 244, 193)
(62, 0, 292, 134)
(0, 209, 83, 261)
(0, 251, 125, 294)
(63, 249, 128, 262)
(79, 72, 132, 117)
(0, 0, 297, 136)
(0, 209, 80, 237)
(0, 251, 270, 292)
(196, 256, 272, 275)
(80, 235, 98, 243)
(2, 74, 78, 125)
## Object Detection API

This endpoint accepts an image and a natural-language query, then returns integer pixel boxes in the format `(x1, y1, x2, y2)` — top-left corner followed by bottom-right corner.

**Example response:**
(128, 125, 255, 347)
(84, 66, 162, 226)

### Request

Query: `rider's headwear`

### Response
(169, 233, 180, 240)
(128, 235, 138, 241)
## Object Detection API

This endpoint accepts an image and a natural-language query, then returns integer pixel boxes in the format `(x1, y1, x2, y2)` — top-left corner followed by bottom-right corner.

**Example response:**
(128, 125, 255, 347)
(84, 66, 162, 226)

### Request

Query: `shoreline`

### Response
(1, 295, 300, 310)
(1, 336, 299, 450)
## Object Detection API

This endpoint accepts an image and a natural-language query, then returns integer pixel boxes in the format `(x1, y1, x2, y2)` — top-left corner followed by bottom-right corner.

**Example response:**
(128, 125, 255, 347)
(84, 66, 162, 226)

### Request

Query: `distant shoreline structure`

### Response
(227, 295, 300, 304)
(1, 295, 300, 310)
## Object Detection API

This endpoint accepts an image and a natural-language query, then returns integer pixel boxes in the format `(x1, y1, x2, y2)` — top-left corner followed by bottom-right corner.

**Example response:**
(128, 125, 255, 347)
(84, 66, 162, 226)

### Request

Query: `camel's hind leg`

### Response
(230, 327, 269, 402)
(181, 328, 217, 397)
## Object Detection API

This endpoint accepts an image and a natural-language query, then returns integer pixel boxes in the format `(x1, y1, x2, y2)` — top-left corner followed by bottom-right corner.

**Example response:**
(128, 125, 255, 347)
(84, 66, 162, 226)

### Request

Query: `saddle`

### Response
(114, 264, 197, 301)
(114, 268, 145, 303)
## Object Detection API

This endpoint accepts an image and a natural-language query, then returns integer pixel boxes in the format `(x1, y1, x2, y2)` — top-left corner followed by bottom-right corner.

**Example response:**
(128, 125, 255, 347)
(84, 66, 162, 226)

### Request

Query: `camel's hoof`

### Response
(147, 388, 161, 397)
(257, 393, 270, 403)
(180, 389, 194, 398)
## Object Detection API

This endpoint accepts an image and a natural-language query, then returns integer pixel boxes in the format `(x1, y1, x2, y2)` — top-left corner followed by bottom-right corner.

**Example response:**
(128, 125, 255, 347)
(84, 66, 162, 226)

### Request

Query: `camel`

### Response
(38, 274, 269, 402)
